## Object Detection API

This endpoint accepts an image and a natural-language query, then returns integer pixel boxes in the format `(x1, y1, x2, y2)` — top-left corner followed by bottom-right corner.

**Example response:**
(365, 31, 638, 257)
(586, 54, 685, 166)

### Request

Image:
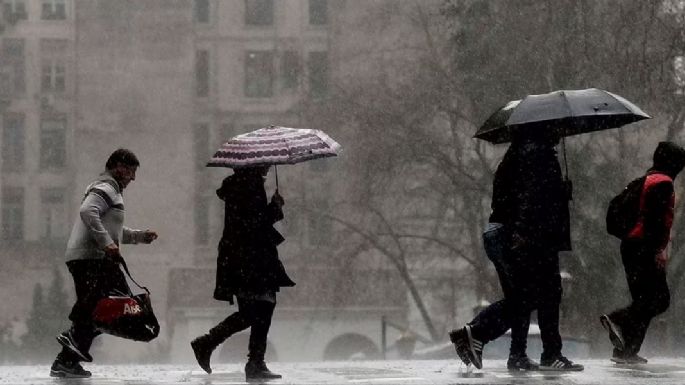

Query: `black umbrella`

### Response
(475, 88, 651, 201)
(474, 88, 650, 144)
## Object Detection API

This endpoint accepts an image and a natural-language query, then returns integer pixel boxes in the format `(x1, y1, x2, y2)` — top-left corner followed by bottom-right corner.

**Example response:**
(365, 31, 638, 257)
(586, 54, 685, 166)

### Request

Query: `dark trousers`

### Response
(205, 297, 276, 362)
(56, 259, 129, 364)
(470, 226, 530, 357)
(609, 241, 670, 357)
(470, 232, 563, 360)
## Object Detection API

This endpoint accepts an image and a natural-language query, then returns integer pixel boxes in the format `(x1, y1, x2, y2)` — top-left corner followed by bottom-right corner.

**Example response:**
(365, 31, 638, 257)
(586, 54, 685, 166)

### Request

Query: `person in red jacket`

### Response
(601, 141, 685, 364)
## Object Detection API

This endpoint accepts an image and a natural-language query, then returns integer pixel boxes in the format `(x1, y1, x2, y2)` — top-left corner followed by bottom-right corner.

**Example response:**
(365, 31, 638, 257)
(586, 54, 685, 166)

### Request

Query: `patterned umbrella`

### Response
(207, 125, 341, 186)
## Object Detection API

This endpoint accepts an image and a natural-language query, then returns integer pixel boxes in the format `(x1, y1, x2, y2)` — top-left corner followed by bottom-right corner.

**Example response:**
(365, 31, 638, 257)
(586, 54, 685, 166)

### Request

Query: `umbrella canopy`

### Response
(207, 125, 341, 168)
(474, 88, 650, 143)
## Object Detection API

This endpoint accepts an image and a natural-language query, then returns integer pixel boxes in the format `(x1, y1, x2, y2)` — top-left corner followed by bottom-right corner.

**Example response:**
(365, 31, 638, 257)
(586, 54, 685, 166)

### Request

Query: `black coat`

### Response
(213, 173, 295, 302)
(489, 141, 571, 251)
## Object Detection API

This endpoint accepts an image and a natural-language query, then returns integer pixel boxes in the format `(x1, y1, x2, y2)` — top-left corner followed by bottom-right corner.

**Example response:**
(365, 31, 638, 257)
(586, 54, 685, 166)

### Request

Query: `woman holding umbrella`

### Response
(192, 125, 341, 380)
(191, 165, 294, 380)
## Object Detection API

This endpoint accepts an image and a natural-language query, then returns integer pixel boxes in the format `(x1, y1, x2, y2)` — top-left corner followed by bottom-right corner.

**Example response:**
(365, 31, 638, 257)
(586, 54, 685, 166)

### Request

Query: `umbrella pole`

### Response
(561, 135, 573, 201)
(275, 165, 279, 191)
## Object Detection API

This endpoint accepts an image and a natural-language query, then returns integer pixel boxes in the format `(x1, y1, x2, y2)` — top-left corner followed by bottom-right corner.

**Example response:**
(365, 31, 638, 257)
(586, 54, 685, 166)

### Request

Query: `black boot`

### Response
(245, 360, 282, 380)
(191, 335, 217, 374)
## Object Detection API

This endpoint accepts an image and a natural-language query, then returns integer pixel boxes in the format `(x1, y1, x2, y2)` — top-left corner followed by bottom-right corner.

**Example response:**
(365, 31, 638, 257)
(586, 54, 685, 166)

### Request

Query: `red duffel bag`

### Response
(92, 259, 160, 342)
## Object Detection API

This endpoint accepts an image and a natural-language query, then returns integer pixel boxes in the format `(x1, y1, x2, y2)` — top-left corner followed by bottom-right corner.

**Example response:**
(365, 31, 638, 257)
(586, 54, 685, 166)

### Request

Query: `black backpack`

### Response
(606, 176, 645, 239)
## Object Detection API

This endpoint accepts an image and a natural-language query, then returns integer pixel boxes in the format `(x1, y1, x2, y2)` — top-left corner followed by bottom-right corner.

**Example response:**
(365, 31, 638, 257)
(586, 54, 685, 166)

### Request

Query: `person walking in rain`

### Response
(601, 141, 685, 364)
(450, 129, 583, 371)
(191, 165, 295, 380)
(50, 149, 158, 378)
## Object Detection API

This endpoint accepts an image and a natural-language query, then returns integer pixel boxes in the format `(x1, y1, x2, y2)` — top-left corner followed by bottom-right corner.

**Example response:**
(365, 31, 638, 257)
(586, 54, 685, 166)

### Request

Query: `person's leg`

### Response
(52, 322, 99, 378)
(624, 253, 670, 357)
(537, 250, 563, 362)
(505, 246, 535, 360)
(191, 302, 251, 374)
(609, 242, 667, 357)
(242, 298, 281, 379)
(471, 228, 531, 348)
(536, 249, 583, 371)
(246, 300, 276, 363)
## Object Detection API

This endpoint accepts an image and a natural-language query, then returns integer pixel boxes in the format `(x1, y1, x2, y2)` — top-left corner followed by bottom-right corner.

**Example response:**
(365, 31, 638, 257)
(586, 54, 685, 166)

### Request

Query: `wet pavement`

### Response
(2, 359, 685, 384)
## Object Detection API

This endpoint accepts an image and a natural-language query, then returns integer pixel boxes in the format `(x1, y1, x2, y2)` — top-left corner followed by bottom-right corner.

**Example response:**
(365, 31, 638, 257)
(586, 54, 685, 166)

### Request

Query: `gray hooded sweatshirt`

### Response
(65, 171, 145, 261)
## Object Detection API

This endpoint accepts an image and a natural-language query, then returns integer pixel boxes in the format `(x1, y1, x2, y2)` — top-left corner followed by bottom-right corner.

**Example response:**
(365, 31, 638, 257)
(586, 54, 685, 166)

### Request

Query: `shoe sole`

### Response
(612, 356, 648, 365)
(600, 315, 625, 351)
(539, 365, 584, 372)
(56, 334, 92, 363)
(49, 369, 91, 378)
(464, 325, 483, 370)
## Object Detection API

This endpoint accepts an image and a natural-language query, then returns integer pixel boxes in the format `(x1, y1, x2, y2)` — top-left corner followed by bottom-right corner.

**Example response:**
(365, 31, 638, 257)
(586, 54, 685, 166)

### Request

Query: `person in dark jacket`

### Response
(601, 141, 685, 364)
(450, 129, 583, 371)
(191, 165, 295, 380)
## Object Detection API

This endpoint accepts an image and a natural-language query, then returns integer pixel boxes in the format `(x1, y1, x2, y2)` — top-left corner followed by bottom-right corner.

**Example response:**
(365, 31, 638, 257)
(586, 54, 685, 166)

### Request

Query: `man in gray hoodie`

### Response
(49, 149, 158, 378)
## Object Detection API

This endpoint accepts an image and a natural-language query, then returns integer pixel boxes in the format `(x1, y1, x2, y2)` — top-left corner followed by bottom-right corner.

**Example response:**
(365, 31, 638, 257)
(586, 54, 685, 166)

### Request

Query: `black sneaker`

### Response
(463, 325, 483, 369)
(448, 328, 471, 366)
(539, 356, 584, 371)
(49, 360, 92, 378)
(190, 336, 214, 374)
(56, 331, 93, 362)
(245, 360, 282, 380)
(600, 315, 625, 351)
(507, 355, 539, 371)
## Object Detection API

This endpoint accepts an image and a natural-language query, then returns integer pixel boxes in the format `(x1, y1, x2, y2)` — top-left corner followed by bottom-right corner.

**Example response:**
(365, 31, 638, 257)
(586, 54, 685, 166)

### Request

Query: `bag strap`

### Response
(115, 256, 150, 295)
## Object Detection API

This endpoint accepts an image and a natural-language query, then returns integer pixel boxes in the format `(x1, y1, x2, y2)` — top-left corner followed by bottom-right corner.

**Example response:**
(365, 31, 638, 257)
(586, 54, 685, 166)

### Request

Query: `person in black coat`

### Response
(450, 129, 582, 371)
(191, 165, 295, 380)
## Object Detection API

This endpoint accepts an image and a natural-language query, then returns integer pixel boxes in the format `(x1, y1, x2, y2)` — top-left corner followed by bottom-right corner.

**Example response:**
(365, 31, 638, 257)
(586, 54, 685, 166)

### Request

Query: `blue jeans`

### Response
(469, 225, 531, 357)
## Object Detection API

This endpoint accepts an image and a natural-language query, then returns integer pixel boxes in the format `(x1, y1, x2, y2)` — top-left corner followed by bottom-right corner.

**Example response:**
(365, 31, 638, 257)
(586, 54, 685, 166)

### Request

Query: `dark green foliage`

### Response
(20, 267, 71, 363)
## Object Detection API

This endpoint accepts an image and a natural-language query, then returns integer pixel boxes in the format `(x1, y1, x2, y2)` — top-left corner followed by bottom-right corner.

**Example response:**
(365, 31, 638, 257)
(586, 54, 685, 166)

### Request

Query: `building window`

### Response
(245, 0, 273, 26)
(2, 187, 24, 240)
(2, 39, 26, 95)
(309, 0, 327, 25)
(40, 39, 68, 93)
(196, 50, 209, 97)
(41, 188, 66, 240)
(281, 51, 300, 90)
(194, 0, 210, 23)
(2, 114, 24, 171)
(40, 118, 66, 169)
(308, 51, 328, 98)
(245, 51, 273, 98)
(3, 0, 28, 23)
(41, 0, 66, 20)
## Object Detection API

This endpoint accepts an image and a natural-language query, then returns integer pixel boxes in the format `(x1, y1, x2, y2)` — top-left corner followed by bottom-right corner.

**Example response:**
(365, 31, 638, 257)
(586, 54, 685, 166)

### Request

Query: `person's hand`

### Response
(104, 243, 123, 262)
(271, 190, 285, 208)
(142, 230, 158, 244)
(656, 250, 668, 270)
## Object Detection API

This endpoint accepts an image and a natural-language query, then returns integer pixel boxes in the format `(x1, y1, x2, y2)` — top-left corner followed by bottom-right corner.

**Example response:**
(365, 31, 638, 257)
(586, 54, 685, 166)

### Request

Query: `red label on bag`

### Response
(93, 296, 141, 324)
